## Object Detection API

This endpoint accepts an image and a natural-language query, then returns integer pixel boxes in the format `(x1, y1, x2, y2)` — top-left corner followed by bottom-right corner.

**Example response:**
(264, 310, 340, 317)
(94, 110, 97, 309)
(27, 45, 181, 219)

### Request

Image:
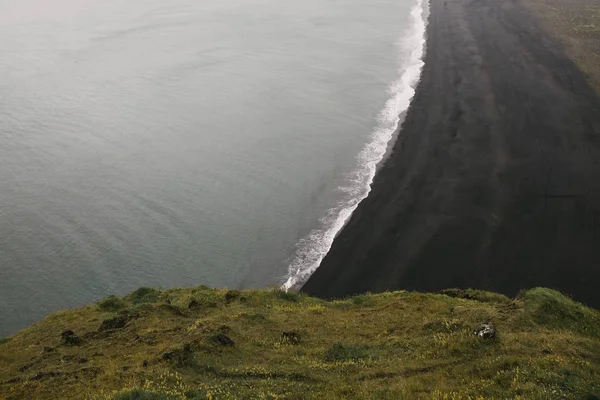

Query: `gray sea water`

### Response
(0, 0, 425, 336)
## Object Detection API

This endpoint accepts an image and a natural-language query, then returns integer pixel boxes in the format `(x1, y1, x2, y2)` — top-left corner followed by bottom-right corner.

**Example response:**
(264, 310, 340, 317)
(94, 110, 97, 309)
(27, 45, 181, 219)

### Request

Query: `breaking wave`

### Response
(282, 0, 430, 290)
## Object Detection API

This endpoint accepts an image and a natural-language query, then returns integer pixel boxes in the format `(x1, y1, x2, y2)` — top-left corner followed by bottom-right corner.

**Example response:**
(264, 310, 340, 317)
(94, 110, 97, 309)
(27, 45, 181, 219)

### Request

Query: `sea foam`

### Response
(282, 0, 430, 290)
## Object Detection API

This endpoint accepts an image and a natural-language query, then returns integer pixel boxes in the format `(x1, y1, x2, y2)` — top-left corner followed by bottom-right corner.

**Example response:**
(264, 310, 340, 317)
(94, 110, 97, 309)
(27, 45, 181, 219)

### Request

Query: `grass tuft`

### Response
(113, 389, 178, 400)
(97, 295, 128, 312)
(273, 289, 300, 302)
(351, 294, 377, 307)
(439, 288, 511, 304)
(519, 287, 600, 337)
(125, 287, 161, 305)
(325, 343, 373, 363)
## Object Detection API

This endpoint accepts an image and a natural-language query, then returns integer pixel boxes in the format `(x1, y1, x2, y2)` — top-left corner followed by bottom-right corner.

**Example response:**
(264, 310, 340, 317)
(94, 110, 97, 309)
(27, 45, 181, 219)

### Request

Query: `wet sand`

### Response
(302, 0, 600, 307)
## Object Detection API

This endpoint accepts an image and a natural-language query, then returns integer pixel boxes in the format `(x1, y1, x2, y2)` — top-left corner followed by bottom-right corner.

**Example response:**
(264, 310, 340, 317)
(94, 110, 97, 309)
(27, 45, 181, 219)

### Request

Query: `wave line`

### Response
(282, 0, 430, 291)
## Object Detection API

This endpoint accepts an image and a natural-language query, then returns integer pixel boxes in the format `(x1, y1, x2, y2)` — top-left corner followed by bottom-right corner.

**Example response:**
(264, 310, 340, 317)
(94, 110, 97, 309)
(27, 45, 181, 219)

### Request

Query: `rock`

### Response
(61, 330, 82, 346)
(215, 333, 235, 346)
(473, 322, 496, 339)
(282, 331, 301, 345)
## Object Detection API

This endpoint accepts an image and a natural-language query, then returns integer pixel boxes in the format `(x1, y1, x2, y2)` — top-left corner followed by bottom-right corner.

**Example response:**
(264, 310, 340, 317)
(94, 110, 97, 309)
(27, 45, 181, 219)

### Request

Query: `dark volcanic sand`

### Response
(302, 0, 600, 307)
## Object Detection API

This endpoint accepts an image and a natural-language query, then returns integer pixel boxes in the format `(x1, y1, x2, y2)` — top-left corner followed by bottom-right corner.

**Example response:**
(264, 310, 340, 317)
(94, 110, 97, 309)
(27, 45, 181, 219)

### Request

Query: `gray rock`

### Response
(215, 333, 235, 346)
(473, 322, 496, 339)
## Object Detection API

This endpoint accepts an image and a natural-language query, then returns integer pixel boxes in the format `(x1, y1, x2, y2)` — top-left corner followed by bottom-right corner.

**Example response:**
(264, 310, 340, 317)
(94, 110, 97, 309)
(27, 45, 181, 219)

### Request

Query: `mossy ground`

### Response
(0, 287, 599, 399)
(523, 0, 600, 92)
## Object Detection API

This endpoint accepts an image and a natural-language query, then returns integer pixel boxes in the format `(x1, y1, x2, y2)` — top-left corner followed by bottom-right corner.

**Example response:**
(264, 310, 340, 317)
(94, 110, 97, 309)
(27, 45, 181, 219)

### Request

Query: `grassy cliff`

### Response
(0, 287, 599, 399)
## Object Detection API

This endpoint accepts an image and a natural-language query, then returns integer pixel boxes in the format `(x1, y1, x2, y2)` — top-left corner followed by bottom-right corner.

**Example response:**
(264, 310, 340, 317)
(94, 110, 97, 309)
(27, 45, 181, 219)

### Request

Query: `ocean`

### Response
(0, 0, 427, 336)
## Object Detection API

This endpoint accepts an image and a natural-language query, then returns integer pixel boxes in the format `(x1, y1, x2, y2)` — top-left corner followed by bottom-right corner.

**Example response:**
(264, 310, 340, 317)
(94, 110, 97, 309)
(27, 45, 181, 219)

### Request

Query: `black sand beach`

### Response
(302, 0, 600, 307)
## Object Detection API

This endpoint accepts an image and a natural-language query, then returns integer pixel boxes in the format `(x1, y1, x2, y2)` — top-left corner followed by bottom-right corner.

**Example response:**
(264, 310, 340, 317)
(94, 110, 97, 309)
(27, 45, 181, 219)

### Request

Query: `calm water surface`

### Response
(0, 0, 416, 336)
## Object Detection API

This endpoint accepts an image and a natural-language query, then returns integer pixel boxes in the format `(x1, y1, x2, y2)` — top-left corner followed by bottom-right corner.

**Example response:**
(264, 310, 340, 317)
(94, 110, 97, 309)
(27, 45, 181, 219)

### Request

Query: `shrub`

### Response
(97, 295, 127, 312)
(125, 288, 161, 305)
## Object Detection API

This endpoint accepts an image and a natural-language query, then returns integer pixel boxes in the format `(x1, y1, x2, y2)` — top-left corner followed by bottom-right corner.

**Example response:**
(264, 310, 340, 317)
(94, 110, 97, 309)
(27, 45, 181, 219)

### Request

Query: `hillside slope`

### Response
(0, 287, 599, 399)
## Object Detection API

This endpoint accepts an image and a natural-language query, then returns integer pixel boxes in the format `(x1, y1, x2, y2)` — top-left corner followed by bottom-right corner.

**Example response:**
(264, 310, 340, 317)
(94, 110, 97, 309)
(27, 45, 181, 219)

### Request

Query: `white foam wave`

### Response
(282, 0, 430, 290)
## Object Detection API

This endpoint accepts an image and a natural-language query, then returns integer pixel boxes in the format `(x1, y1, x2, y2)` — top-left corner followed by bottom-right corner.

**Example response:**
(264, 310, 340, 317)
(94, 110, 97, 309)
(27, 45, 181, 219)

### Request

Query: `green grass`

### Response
(350, 294, 378, 307)
(97, 296, 128, 313)
(273, 289, 301, 302)
(439, 289, 511, 305)
(324, 344, 374, 363)
(517, 288, 600, 337)
(0, 287, 599, 399)
(113, 389, 182, 400)
(125, 287, 162, 305)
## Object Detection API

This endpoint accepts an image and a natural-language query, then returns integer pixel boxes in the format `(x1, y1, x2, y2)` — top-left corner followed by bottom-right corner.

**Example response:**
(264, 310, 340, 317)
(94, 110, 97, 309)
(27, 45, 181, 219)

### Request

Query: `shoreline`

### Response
(302, 0, 600, 307)
(282, 0, 429, 290)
